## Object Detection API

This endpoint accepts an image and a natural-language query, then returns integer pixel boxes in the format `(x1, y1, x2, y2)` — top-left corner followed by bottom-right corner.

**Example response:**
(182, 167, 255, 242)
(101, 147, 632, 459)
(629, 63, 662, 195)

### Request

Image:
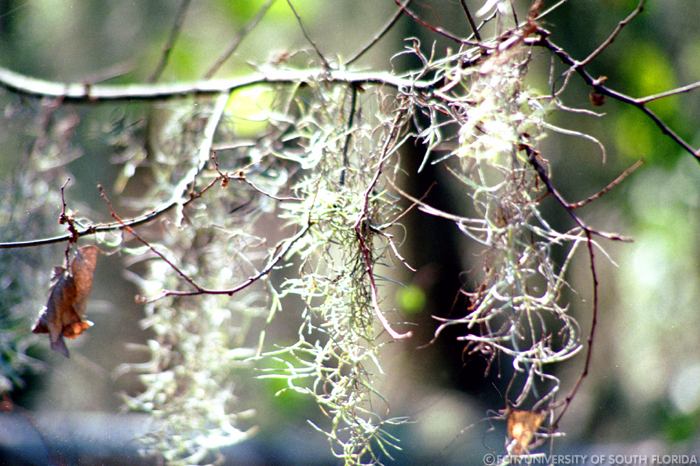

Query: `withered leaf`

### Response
(32, 245, 99, 357)
(506, 409, 546, 455)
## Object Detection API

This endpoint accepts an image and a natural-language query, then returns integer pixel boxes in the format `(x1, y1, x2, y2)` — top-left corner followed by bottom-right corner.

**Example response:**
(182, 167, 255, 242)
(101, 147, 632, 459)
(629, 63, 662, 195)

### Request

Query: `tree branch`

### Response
(520, 144, 624, 428)
(204, 0, 274, 79)
(459, 0, 482, 42)
(147, 219, 311, 301)
(0, 66, 431, 103)
(286, 0, 331, 69)
(345, 0, 410, 66)
(575, 0, 644, 69)
(393, 0, 482, 47)
(148, 0, 192, 82)
(637, 80, 700, 104)
(529, 30, 700, 163)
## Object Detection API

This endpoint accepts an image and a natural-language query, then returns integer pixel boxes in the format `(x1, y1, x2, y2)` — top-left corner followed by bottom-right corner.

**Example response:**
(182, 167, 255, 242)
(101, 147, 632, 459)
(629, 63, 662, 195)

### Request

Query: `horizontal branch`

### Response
(0, 206, 176, 249)
(0, 66, 431, 103)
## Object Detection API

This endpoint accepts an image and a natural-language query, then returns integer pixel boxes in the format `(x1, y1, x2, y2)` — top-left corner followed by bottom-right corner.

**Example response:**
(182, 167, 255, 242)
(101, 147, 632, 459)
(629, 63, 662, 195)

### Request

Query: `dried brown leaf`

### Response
(32, 245, 99, 357)
(506, 409, 546, 455)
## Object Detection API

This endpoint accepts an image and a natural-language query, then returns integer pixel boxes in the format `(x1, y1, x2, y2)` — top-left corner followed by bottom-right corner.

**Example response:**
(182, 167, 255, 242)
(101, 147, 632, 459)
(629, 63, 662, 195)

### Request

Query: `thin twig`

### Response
(339, 84, 358, 186)
(552, 227, 598, 428)
(0, 93, 229, 250)
(380, 180, 436, 228)
(345, 0, 410, 66)
(285, 0, 331, 69)
(99, 169, 310, 302)
(459, 0, 482, 42)
(0, 200, 176, 249)
(393, 0, 482, 47)
(523, 144, 630, 241)
(533, 0, 568, 21)
(148, 0, 192, 82)
(386, 177, 483, 227)
(204, 0, 275, 78)
(521, 144, 613, 428)
(575, 0, 645, 69)
(148, 220, 311, 300)
(569, 159, 643, 209)
(99, 185, 203, 292)
(637, 80, 700, 104)
(58, 178, 79, 245)
(374, 230, 416, 272)
(214, 164, 303, 202)
(57, 178, 80, 271)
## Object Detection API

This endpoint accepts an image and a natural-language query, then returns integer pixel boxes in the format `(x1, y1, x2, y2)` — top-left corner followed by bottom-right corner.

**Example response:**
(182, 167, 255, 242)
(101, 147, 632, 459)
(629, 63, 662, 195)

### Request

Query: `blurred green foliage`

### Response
(396, 284, 427, 316)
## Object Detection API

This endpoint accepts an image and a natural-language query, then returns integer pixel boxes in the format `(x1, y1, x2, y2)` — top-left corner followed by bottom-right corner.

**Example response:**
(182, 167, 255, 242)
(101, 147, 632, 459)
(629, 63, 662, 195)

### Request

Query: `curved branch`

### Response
(147, 219, 311, 300)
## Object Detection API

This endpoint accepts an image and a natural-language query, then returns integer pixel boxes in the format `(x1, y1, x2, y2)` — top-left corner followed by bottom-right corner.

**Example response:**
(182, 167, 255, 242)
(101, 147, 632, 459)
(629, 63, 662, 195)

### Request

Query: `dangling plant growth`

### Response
(0, 0, 697, 464)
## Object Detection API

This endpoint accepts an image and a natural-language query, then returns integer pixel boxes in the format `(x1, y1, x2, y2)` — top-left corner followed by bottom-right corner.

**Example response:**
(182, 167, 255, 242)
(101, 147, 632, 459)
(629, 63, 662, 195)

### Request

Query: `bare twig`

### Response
(0, 93, 229, 250)
(148, 0, 192, 83)
(0, 200, 177, 249)
(285, 0, 331, 69)
(524, 144, 630, 241)
(637, 80, 700, 104)
(345, 0, 410, 66)
(533, 0, 568, 21)
(339, 84, 358, 186)
(99, 185, 203, 293)
(148, 220, 311, 301)
(575, 0, 645, 69)
(380, 180, 436, 228)
(214, 164, 303, 202)
(98, 163, 310, 302)
(521, 144, 620, 427)
(393, 0, 482, 47)
(375, 229, 416, 272)
(204, 0, 274, 78)
(569, 159, 643, 209)
(459, 0, 482, 42)
(58, 178, 79, 245)
(386, 176, 484, 228)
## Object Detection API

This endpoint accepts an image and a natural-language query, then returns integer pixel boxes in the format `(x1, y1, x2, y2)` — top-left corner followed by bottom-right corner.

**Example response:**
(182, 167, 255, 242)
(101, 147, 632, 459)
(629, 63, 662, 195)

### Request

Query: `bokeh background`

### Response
(0, 0, 699, 464)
